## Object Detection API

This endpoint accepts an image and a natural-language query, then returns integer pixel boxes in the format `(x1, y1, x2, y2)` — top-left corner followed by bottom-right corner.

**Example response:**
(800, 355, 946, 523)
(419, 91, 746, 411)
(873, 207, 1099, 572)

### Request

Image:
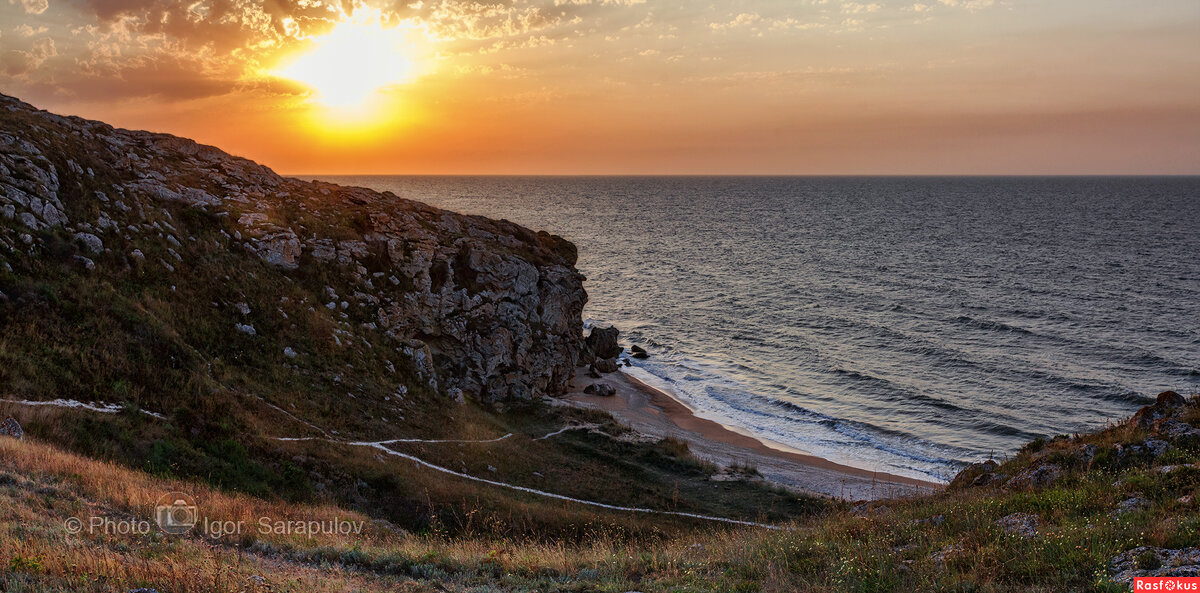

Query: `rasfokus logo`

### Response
(154, 491, 198, 535)
(1134, 577, 1200, 591)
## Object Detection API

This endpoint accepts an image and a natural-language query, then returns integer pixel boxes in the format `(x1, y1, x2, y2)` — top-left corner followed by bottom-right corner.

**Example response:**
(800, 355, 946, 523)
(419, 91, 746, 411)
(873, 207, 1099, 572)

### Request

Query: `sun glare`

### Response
(274, 11, 423, 112)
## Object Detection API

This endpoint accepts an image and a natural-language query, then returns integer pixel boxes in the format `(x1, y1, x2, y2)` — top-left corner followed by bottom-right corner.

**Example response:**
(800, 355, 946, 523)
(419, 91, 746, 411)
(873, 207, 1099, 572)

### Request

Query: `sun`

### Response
(274, 11, 424, 112)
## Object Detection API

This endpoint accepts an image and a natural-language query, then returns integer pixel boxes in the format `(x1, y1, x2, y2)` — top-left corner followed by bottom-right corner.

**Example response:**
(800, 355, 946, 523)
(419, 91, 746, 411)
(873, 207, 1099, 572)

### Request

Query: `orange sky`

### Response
(2, 0, 1198, 174)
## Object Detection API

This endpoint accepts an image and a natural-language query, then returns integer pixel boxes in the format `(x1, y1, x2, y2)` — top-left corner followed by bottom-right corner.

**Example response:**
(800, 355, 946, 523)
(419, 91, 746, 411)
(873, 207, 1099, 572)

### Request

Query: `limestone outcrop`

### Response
(0, 94, 586, 402)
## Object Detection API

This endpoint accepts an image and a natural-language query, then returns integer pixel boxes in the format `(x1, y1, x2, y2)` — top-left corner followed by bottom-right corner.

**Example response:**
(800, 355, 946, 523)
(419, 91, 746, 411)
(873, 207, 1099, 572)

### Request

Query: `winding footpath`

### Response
(277, 433, 788, 530)
(1, 398, 165, 419)
(2, 396, 789, 530)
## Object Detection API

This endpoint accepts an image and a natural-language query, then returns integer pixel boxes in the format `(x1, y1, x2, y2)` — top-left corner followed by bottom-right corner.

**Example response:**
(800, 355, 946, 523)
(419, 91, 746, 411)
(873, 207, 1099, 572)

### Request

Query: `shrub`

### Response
(1136, 550, 1161, 570)
(8, 555, 43, 574)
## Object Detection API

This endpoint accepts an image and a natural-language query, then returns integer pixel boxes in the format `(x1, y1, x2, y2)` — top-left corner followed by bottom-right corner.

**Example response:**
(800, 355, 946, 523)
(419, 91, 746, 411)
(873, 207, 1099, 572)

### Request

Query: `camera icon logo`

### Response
(154, 491, 198, 535)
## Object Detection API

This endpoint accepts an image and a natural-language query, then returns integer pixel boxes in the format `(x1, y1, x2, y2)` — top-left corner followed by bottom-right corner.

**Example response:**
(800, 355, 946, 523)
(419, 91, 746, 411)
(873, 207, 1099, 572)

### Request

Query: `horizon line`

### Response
(284, 173, 1200, 178)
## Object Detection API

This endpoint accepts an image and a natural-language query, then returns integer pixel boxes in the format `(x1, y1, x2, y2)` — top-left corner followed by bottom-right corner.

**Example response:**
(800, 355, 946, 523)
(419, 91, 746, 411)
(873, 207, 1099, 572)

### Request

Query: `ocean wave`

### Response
(335, 175, 1200, 485)
(628, 347, 978, 481)
(953, 314, 1037, 336)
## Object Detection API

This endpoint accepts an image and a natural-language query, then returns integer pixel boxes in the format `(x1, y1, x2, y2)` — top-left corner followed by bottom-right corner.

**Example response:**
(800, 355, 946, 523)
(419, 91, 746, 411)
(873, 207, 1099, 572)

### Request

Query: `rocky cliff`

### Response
(0, 94, 586, 403)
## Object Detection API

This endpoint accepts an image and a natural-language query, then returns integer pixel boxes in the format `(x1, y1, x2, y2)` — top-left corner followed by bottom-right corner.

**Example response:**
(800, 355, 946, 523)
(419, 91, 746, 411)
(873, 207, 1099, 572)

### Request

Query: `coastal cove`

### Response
(561, 367, 938, 499)
(313, 175, 1200, 482)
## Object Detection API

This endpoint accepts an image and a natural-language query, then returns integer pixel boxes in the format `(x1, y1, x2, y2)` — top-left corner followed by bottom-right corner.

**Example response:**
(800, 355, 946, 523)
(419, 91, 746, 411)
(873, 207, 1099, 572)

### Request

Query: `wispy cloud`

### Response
(8, 0, 47, 16)
(0, 0, 1195, 175)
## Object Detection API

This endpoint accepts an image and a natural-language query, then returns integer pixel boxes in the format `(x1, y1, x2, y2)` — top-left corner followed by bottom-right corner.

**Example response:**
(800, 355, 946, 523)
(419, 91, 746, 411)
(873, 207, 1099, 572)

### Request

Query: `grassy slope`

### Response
(2, 211, 1197, 593)
(1, 398, 1196, 592)
(0, 114, 819, 544)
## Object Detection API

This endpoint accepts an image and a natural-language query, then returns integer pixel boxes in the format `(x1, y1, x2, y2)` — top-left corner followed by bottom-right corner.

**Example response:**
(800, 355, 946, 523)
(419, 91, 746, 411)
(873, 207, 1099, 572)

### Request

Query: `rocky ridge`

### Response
(949, 391, 1200, 492)
(0, 94, 586, 403)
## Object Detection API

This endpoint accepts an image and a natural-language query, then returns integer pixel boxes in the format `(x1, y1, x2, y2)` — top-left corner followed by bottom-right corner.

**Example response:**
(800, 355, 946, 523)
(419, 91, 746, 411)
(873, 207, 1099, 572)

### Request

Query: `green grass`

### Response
(0, 194, 822, 541)
(3, 403, 1195, 593)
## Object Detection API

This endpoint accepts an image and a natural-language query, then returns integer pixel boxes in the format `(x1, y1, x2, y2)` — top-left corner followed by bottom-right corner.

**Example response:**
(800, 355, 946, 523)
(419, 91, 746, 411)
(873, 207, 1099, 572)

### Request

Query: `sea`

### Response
(310, 176, 1200, 482)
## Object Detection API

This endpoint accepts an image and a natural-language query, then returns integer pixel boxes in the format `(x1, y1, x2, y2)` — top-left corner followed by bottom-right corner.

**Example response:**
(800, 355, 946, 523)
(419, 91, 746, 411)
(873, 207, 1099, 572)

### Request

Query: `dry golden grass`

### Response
(0, 439, 438, 592)
(0, 435, 407, 549)
(0, 435, 781, 591)
(1, 398, 1197, 592)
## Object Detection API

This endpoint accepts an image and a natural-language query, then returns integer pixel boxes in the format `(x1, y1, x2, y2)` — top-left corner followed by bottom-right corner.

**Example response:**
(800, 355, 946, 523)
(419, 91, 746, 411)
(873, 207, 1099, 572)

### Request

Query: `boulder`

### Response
(630, 345, 649, 359)
(1113, 496, 1149, 518)
(0, 418, 22, 440)
(1130, 391, 1187, 430)
(996, 513, 1038, 538)
(583, 383, 616, 397)
(909, 514, 944, 527)
(74, 232, 104, 254)
(948, 459, 999, 490)
(594, 358, 620, 373)
(72, 256, 95, 271)
(1005, 463, 1061, 490)
(1143, 439, 1171, 457)
(1118, 439, 1172, 459)
(973, 472, 1002, 487)
(249, 231, 302, 270)
(584, 326, 622, 361)
(1110, 547, 1200, 584)
(1155, 418, 1200, 440)
(1079, 444, 1098, 465)
(930, 543, 963, 564)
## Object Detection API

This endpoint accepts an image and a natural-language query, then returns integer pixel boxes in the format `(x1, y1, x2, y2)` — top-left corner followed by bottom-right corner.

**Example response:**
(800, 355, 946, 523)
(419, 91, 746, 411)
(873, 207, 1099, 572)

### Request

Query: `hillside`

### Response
(0, 394, 1195, 592)
(0, 93, 818, 541)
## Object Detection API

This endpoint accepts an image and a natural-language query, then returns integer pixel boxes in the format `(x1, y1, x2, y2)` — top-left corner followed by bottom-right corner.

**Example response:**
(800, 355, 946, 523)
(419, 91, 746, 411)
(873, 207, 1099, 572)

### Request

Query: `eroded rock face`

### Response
(0, 94, 586, 403)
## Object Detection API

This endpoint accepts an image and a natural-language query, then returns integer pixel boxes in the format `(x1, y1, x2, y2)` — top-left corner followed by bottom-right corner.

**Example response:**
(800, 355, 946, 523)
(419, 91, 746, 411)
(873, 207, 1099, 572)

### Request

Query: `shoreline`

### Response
(564, 368, 941, 500)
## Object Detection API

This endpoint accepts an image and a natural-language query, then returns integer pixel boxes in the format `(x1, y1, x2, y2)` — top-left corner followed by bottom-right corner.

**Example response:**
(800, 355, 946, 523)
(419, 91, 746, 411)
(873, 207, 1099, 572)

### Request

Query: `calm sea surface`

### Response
(311, 176, 1200, 481)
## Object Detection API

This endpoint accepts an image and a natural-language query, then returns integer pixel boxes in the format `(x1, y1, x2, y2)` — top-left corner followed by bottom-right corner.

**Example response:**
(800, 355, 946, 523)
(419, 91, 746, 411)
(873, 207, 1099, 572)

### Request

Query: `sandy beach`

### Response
(563, 369, 941, 501)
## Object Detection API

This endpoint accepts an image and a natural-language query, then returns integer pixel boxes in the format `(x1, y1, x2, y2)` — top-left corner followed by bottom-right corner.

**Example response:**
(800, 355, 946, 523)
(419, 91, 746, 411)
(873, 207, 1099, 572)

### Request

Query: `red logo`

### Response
(1134, 578, 1200, 591)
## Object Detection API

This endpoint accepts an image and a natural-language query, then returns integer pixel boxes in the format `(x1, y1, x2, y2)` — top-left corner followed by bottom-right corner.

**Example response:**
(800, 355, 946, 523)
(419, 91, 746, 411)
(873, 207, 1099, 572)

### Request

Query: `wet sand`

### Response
(563, 369, 941, 501)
